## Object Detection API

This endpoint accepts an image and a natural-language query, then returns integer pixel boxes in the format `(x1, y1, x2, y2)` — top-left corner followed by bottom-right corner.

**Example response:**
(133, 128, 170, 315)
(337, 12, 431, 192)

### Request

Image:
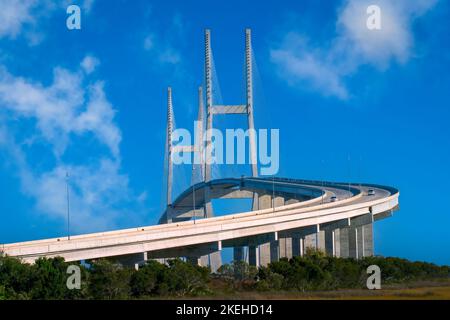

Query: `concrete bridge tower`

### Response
(203, 29, 259, 267)
(164, 29, 260, 270)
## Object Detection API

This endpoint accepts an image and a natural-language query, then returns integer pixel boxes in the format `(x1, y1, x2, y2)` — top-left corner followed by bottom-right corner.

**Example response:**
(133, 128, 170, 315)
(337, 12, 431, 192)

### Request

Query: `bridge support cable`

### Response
(155, 29, 389, 271)
(165, 87, 174, 222)
(202, 29, 260, 269)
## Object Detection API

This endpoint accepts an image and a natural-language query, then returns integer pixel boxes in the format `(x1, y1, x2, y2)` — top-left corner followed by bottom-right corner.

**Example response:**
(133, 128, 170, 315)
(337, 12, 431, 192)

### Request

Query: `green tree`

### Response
(88, 259, 132, 299)
(29, 257, 70, 299)
(217, 260, 258, 291)
(218, 260, 258, 281)
(0, 285, 6, 300)
(130, 260, 166, 297)
(162, 259, 210, 296)
(0, 254, 33, 299)
(256, 267, 284, 291)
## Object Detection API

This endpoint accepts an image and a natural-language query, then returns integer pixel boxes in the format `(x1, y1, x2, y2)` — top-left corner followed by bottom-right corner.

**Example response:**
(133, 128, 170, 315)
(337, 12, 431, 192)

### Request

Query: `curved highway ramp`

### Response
(1, 177, 399, 271)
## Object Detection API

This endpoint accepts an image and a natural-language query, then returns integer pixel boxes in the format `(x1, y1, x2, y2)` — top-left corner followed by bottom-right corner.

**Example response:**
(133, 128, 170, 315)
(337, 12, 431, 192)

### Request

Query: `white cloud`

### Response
(82, 0, 95, 13)
(0, 0, 37, 39)
(27, 160, 131, 231)
(271, 33, 348, 99)
(75, 82, 121, 157)
(337, 0, 414, 67)
(61, 0, 95, 14)
(0, 60, 119, 158)
(0, 0, 96, 44)
(143, 13, 186, 68)
(143, 32, 181, 66)
(137, 191, 148, 203)
(81, 55, 100, 74)
(0, 129, 130, 231)
(159, 48, 181, 65)
(143, 34, 154, 50)
(0, 57, 145, 233)
(270, 0, 438, 99)
(0, 0, 57, 45)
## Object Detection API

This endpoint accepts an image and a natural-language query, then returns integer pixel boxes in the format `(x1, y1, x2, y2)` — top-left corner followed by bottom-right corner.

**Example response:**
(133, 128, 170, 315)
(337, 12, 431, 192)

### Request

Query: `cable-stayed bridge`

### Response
(1, 30, 399, 272)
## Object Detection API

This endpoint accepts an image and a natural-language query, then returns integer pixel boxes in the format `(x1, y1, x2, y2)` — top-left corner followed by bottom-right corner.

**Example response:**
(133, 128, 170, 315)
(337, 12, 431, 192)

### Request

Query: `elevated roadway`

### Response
(1, 177, 399, 268)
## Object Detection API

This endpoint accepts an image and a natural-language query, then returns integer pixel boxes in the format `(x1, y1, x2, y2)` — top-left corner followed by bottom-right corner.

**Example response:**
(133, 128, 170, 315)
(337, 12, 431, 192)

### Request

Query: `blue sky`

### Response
(0, 0, 449, 265)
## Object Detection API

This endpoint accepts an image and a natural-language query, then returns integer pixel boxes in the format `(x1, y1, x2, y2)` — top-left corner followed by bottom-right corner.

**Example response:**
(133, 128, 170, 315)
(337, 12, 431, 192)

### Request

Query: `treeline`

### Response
(0, 250, 449, 299)
(255, 250, 450, 291)
(0, 256, 210, 299)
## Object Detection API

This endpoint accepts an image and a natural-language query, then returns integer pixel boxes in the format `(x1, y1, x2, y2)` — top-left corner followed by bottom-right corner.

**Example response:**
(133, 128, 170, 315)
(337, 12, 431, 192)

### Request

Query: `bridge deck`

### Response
(1, 177, 398, 263)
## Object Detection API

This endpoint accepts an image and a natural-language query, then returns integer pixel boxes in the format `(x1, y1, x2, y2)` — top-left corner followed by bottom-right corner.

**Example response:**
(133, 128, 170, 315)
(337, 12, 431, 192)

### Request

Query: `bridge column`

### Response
(245, 232, 278, 267)
(233, 246, 248, 263)
(362, 223, 374, 257)
(198, 255, 209, 267)
(114, 252, 148, 270)
(302, 225, 325, 253)
(201, 195, 222, 271)
(320, 218, 351, 257)
(257, 194, 279, 266)
(185, 254, 211, 268)
(146, 241, 221, 271)
(273, 195, 285, 208)
(187, 256, 200, 266)
(248, 245, 259, 267)
(335, 214, 374, 259)
(324, 229, 336, 256)
(259, 243, 270, 266)
(339, 225, 362, 258)
(292, 237, 303, 257)
(259, 193, 272, 209)
(285, 198, 299, 205)
(317, 230, 326, 251)
(338, 227, 350, 258)
(343, 225, 364, 259)
(258, 241, 279, 266)
(279, 225, 318, 258)
(273, 196, 294, 260)
(349, 226, 359, 259)
(304, 233, 315, 251)
(208, 251, 222, 273)
(350, 214, 374, 259)
(349, 224, 374, 258)
(334, 229, 341, 257)
(278, 237, 293, 259)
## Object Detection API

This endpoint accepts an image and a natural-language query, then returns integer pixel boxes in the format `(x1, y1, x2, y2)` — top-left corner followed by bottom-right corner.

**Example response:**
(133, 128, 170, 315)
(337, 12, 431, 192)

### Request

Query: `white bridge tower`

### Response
(164, 29, 259, 270)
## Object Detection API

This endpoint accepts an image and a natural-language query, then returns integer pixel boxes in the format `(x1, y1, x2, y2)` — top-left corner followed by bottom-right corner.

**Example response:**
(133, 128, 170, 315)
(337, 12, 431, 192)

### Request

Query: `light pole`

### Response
(65, 172, 70, 240)
(321, 159, 325, 204)
(347, 154, 351, 193)
(359, 154, 362, 189)
(272, 176, 275, 212)
(192, 167, 196, 224)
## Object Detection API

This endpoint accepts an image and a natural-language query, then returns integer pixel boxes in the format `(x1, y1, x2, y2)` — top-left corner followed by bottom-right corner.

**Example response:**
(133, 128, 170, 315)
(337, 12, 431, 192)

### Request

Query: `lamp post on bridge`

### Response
(65, 171, 71, 240)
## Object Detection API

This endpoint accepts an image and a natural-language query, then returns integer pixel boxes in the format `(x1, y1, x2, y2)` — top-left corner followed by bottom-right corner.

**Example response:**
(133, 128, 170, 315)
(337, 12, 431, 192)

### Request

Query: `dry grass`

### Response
(190, 279, 450, 300)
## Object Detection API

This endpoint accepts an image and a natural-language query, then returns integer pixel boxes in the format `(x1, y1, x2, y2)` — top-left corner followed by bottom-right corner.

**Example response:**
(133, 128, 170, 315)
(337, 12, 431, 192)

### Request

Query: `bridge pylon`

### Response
(203, 28, 259, 208)
(163, 29, 261, 270)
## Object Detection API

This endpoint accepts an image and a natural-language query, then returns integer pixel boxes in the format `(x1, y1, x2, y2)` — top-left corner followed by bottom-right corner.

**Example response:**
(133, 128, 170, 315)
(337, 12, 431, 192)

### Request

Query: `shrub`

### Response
(130, 260, 165, 297)
(88, 259, 132, 299)
(0, 255, 33, 298)
(162, 259, 210, 296)
(0, 285, 6, 300)
(0, 252, 449, 299)
(217, 260, 258, 291)
(257, 267, 284, 291)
